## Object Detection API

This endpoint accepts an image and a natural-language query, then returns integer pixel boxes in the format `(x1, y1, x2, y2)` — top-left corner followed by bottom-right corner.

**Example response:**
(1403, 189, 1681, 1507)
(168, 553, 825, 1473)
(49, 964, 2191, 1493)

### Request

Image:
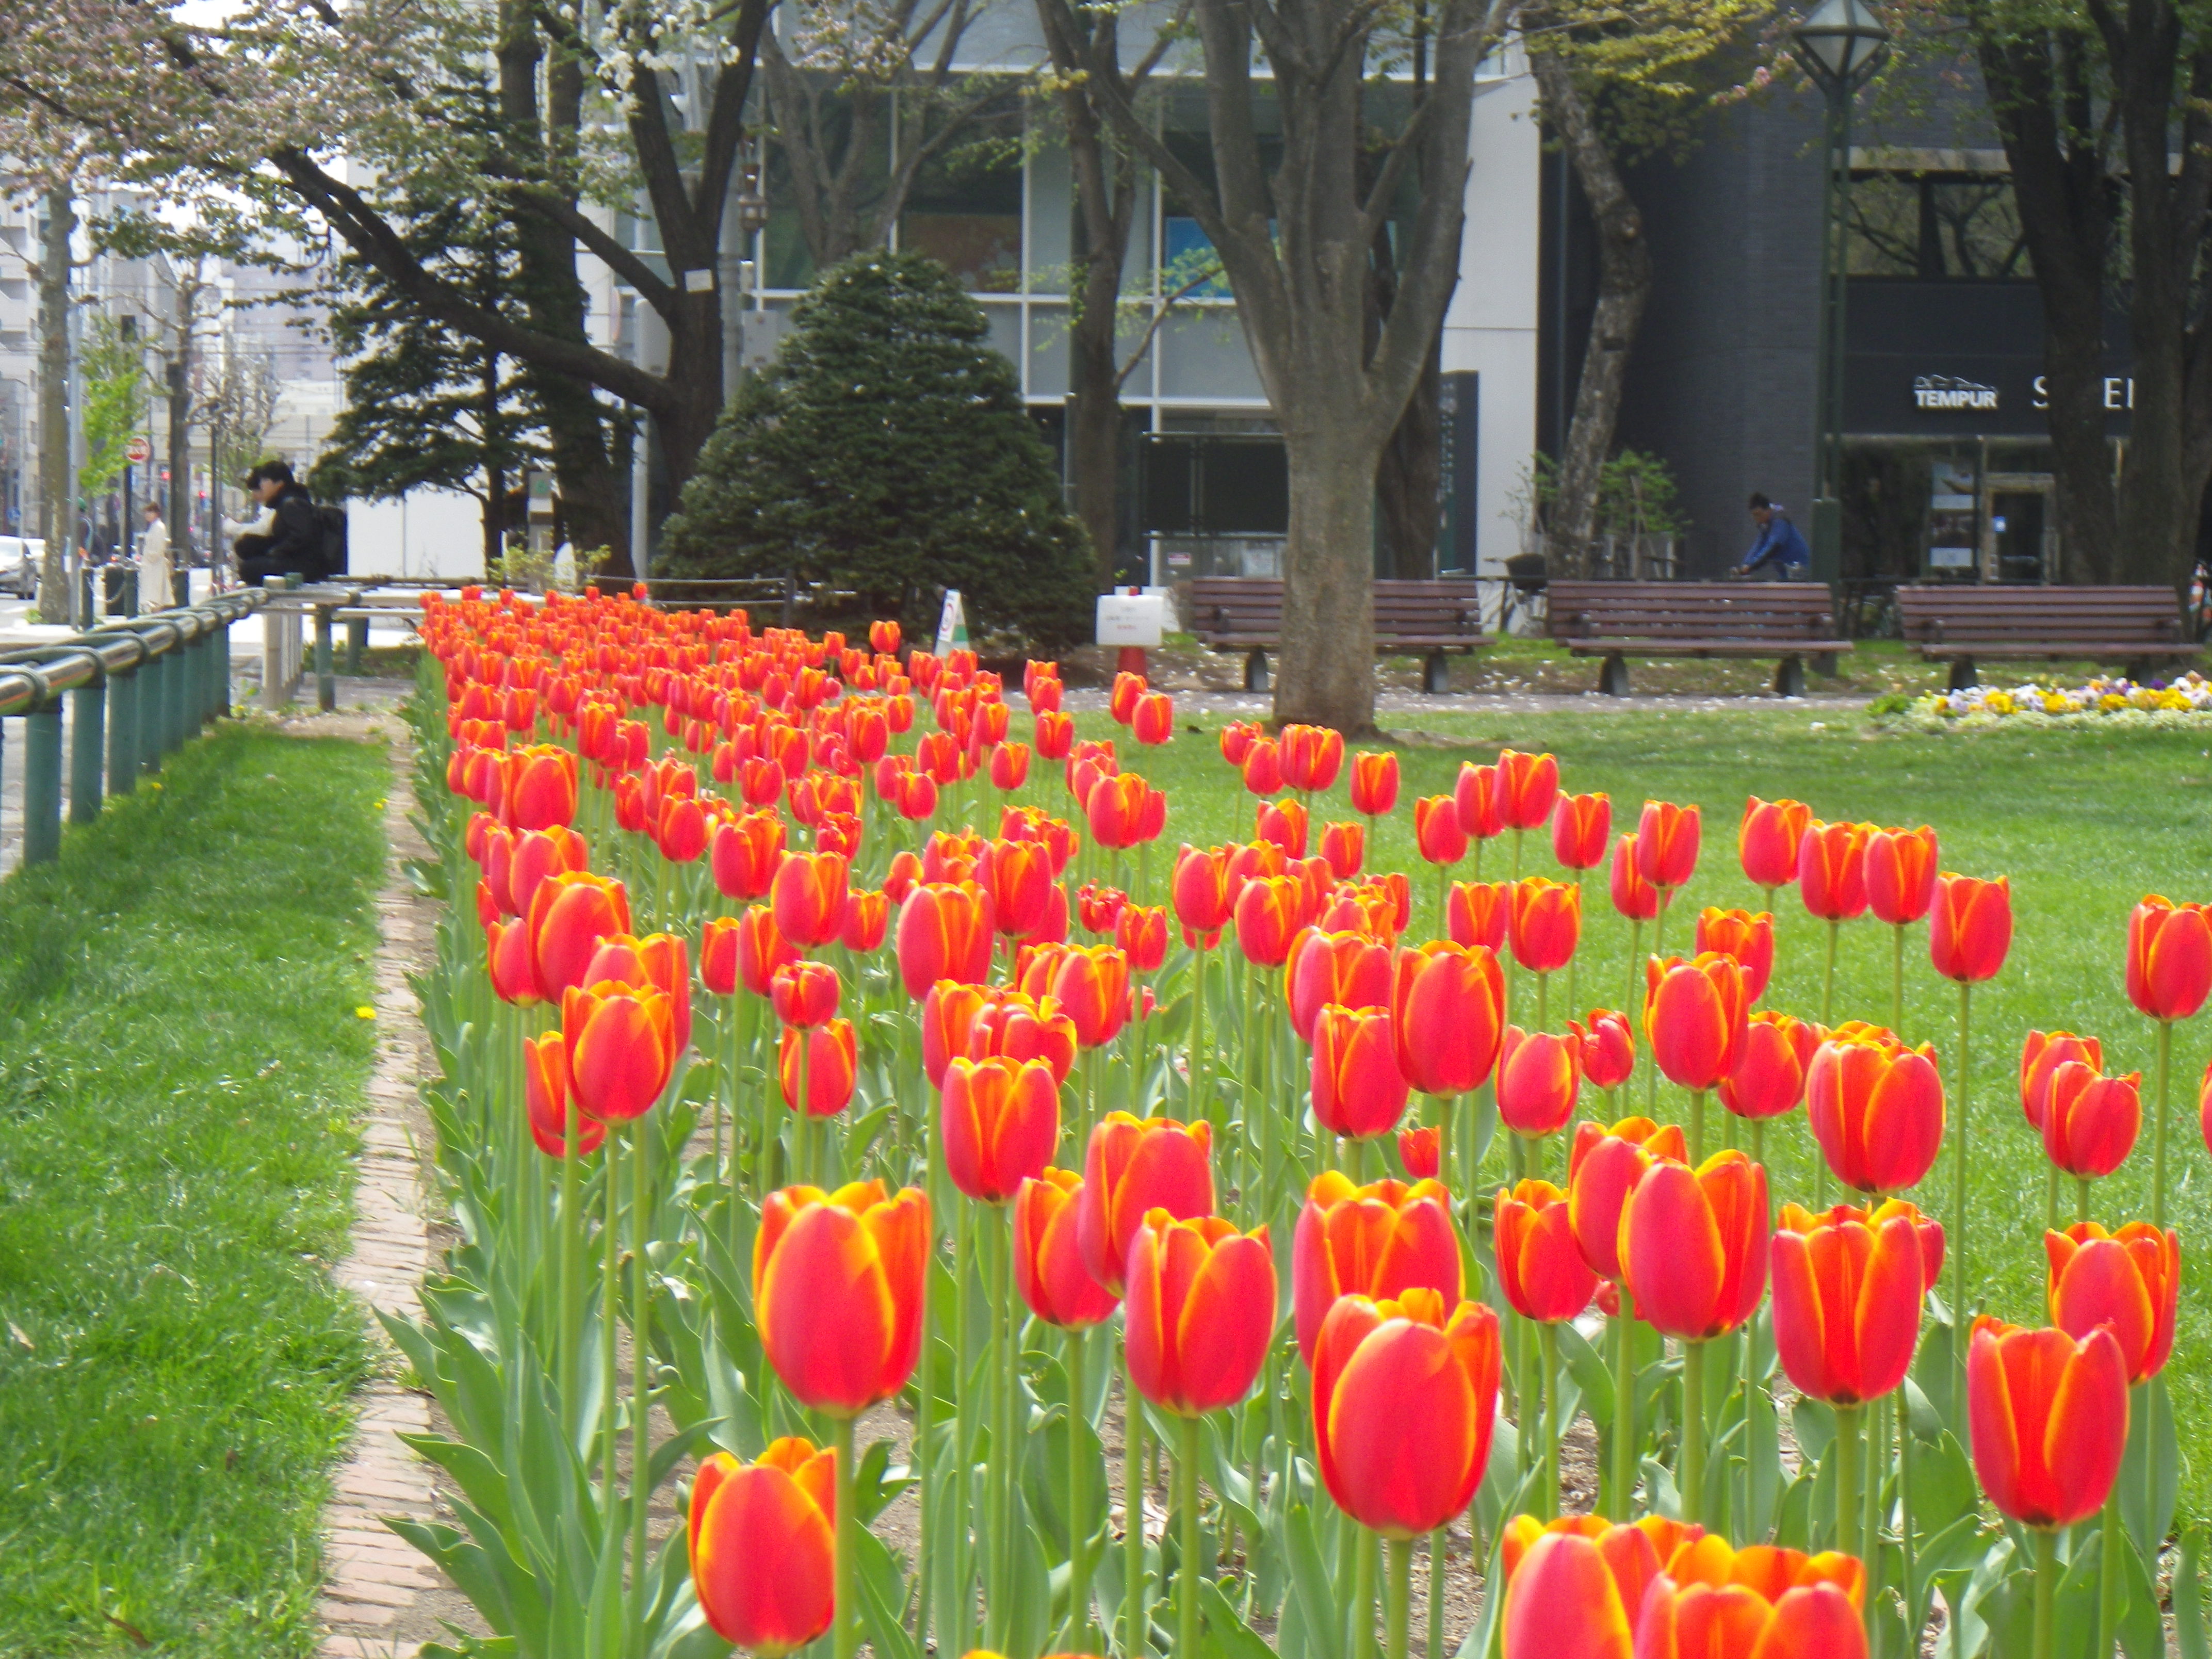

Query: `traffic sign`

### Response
(125, 435, 153, 465)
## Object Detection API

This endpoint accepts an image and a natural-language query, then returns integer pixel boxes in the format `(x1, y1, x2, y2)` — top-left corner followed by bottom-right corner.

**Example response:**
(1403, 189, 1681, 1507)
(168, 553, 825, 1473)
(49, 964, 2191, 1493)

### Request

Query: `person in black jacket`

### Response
(233, 461, 324, 585)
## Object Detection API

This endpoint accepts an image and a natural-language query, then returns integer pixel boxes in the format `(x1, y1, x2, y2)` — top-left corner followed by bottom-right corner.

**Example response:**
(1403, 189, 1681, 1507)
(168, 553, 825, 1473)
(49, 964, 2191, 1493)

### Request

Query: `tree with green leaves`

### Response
(77, 313, 148, 501)
(663, 249, 1095, 649)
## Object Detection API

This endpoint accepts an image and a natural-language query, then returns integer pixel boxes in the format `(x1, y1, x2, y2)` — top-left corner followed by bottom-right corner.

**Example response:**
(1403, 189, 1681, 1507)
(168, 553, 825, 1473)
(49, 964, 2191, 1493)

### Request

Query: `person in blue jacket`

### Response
(1738, 492, 1810, 579)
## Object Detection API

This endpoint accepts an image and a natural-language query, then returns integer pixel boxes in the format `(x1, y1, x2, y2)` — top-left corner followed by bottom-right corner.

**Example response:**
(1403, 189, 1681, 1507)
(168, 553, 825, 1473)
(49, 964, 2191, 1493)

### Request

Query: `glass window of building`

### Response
(901, 100, 1026, 292)
(1847, 173, 2031, 279)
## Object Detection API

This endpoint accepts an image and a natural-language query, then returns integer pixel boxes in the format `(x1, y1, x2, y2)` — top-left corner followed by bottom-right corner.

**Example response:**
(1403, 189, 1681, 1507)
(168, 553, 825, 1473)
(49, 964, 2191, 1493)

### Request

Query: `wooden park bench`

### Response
(1186, 577, 1492, 693)
(1893, 584, 2200, 690)
(1544, 580, 1853, 697)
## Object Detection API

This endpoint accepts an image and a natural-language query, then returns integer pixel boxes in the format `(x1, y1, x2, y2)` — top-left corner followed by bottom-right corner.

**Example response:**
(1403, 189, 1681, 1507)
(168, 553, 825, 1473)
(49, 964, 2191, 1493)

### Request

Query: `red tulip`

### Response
(1568, 1115, 1687, 1280)
(770, 960, 840, 1028)
(1509, 876, 1581, 974)
(1769, 1201, 1927, 1405)
(920, 980, 993, 1089)
(1577, 1009, 1636, 1092)
(1077, 1112, 1215, 1293)
(778, 1019, 857, 1117)
(525, 1030, 606, 1156)
(1609, 834, 1660, 922)
(576, 931, 693, 1051)
(1399, 1125, 1440, 1178)
(1351, 751, 1400, 817)
(1739, 795, 1813, 891)
(1234, 874, 1304, 967)
(1288, 928, 1394, 1041)
(1866, 825, 1940, 926)
(1312, 1004, 1412, 1140)
(2045, 1221, 2179, 1383)
(1052, 944, 1132, 1049)
(736, 905, 798, 996)
(1414, 796, 1468, 865)
(1806, 1024, 1945, 1195)
(2022, 1030, 2103, 1130)
(658, 795, 709, 864)
(510, 825, 590, 918)
(883, 850, 922, 904)
(1115, 904, 1169, 973)
(1928, 873, 2012, 983)
(1132, 690, 1175, 745)
(771, 851, 849, 949)
(1967, 1315, 2128, 1529)
(487, 916, 545, 1005)
(942, 1056, 1061, 1202)
(989, 741, 1031, 791)
(754, 1180, 930, 1415)
(529, 870, 634, 999)
(1620, 1151, 1769, 1341)
(1013, 1168, 1119, 1328)
(1319, 820, 1365, 880)
(1719, 1009, 1822, 1121)
(1173, 844, 1235, 934)
(1126, 1212, 1275, 1415)
(1495, 1180, 1598, 1322)
(1447, 880, 1509, 951)
(2041, 1061, 2141, 1179)
(840, 888, 890, 952)
(1218, 721, 1260, 767)
(1311, 1289, 1501, 1537)
(1035, 709, 1074, 760)
(2127, 894, 2212, 1019)
(1291, 1170, 1462, 1358)
(1693, 907, 1774, 1002)
(1797, 820, 1871, 922)
(1241, 738, 1283, 796)
(981, 838, 1056, 938)
(562, 979, 677, 1121)
(1109, 671, 1146, 725)
(1630, 1564, 1869, 1659)
(688, 1439, 836, 1656)
(966, 991, 1079, 1086)
(1634, 801, 1700, 890)
(1642, 952, 1749, 1092)
(1087, 772, 1163, 849)
(1393, 941, 1507, 1097)
(504, 744, 578, 831)
(1497, 1025, 1583, 1138)
(1551, 791, 1611, 871)
(896, 881, 995, 997)
(1455, 761, 1504, 842)
(1256, 796, 1310, 858)
(1280, 723, 1345, 793)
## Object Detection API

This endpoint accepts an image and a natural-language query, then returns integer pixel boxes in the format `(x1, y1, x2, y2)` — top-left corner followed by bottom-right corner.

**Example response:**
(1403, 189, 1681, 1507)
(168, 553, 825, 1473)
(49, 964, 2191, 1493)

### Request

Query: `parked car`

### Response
(0, 537, 43, 599)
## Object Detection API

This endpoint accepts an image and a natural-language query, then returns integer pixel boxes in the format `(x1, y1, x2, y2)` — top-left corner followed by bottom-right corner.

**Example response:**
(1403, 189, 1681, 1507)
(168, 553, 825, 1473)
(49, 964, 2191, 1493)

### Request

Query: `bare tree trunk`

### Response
(37, 183, 72, 624)
(1375, 346, 1443, 578)
(1526, 36, 1650, 579)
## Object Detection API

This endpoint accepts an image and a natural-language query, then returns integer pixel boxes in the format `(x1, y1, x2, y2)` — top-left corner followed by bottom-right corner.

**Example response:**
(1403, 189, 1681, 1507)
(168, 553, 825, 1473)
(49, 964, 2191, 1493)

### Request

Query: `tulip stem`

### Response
(1891, 922, 1906, 1036)
(2154, 1017, 2174, 1229)
(1427, 1528, 1445, 1659)
(1687, 1089, 1705, 1164)
(560, 1082, 581, 1444)
(1539, 1323, 1561, 1521)
(1179, 1414, 1202, 1659)
(601, 1126, 622, 1525)
(1863, 1394, 1886, 1612)
(988, 1204, 1011, 1649)
(1625, 919, 1642, 1060)
(2032, 1527, 2057, 1659)
(1385, 1538, 1413, 1659)
(1566, 871, 1583, 1019)
(1536, 970, 1548, 1034)
(1834, 1401, 1860, 1560)
(954, 1205, 975, 1653)
(1125, 1335, 1149, 1659)
(1613, 1306, 1637, 1519)
(2076, 1177, 2093, 1226)
(1680, 1339, 1705, 1525)
(630, 1121, 651, 1652)
(1951, 980, 1972, 1416)
(1191, 943, 1207, 1124)
(1821, 919, 1839, 1026)
(2045, 1164, 2059, 1235)
(833, 1412, 859, 1659)
(1899, 1381, 1918, 1642)
(1069, 1325, 1094, 1648)
(1351, 1523, 1376, 1659)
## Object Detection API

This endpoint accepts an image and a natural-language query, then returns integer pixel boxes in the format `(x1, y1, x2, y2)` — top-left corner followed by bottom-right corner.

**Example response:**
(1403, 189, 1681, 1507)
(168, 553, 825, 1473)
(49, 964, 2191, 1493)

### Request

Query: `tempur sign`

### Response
(1913, 374, 1999, 412)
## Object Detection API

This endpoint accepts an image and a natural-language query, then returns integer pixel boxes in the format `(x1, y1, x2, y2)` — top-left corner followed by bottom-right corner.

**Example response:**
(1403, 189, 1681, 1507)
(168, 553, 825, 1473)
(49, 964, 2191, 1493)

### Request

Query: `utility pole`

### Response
(36, 182, 73, 624)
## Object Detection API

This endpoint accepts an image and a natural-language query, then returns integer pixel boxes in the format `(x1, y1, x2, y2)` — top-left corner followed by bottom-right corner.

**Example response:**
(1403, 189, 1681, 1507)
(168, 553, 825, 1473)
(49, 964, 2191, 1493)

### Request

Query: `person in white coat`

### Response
(137, 502, 172, 612)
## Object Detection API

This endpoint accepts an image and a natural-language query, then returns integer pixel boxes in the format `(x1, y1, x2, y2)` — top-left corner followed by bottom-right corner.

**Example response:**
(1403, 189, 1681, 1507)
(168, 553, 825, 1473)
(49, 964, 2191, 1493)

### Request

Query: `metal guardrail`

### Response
(0, 586, 269, 867)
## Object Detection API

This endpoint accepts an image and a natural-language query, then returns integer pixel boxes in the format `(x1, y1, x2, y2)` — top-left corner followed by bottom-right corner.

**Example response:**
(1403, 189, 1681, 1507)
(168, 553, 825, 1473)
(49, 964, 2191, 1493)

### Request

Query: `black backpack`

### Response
(315, 504, 349, 577)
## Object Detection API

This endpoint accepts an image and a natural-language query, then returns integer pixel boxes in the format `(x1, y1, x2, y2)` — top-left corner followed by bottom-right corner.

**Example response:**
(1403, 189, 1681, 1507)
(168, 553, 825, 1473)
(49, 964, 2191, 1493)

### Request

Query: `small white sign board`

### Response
(935, 589, 969, 655)
(1096, 593, 1166, 646)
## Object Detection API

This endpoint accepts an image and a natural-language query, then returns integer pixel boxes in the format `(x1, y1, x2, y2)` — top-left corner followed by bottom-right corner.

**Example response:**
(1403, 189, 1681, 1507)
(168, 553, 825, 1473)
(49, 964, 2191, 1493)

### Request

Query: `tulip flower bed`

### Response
(400, 590, 2212, 1659)
(1897, 671, 2212, 726)
(0, 728, 388, 1657)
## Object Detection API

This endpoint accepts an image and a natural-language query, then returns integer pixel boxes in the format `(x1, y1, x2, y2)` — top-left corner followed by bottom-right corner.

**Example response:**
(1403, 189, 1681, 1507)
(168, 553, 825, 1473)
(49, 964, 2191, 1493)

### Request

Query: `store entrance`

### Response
(1982, 474, 2056, 583)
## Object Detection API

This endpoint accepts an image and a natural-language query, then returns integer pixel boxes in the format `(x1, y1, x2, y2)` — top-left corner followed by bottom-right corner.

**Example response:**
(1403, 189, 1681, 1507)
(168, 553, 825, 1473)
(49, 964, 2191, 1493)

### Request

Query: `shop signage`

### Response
(1913, 375, 1998, 412)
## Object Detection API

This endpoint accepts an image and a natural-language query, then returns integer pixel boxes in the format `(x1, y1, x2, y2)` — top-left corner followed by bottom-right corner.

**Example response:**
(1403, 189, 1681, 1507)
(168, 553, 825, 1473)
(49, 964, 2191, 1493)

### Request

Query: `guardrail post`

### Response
(345, 613, 367, 675)
(219, 613, 234, 715)
(189, 628, 212, 727)
(315, 604, 336, 712)
(164, 638, 188, 755)
(106, 661, 137, 796)
(24, 696, 62, 864)
(68, 677, 104, 824)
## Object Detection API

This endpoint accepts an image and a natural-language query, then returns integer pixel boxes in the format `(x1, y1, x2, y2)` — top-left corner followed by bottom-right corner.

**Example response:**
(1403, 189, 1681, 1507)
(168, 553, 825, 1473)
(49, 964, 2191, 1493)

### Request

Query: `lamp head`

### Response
(1790, 0, 1891, 94)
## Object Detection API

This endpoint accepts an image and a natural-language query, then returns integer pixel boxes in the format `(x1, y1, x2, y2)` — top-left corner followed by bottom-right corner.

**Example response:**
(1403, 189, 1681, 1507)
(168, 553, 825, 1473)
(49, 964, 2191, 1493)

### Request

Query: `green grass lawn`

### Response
(0, 726, 388, 1655)
(1091, 703, 2212, 1513)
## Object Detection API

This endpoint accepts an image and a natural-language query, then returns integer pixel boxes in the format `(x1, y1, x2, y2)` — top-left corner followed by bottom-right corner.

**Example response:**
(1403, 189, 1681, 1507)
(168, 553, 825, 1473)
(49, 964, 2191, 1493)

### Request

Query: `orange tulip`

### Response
(688, 1438, 836, 1656)
(1241, 738, 1283, 796)
(1769, 1202, 1927, 1405)
(1567, 1116, 1686, 1280)
(1610, 833, 1660, 921)
(1806, 1024, 1945, 1194)
(778, 1019, 857, 1118)
(1509, 876, 1581, 974)
(1319, 820, 1365, 880)
(1004, 1170, 1120, 1339)
(989, 741, 1031, 791)
(1172, 843, 1234, 933)
(1928, 873, 2012, 983)
(1693, 907, 1774, 1002)
(1255, 796, 1310, 858)
(2040, 1061, 2141, 1179)
(1797, 820, 1870, 921)
(1630, 1565, 1868, 1659)
(504, 744, 578, 831)
(1291, 1170, 1462, 1359)
(1579, 1009, 1636, 1092)
(1077, 1113, 1215, 1293)
(1634, 801, 1699, 890)
(1414, 795, 1469, 865)
(1739, 795, 1812, 891)
(1115, 903, 1169, 973)
(1312, 1288, 1501, 1537)
(1280, 723, 1345, 792)
(1350, 751, 1400, 817)
(1551, 791, 1611, 871)
(771, 960, 840, 1028)
(1051, 944, 1132, 1048)
(737, 905, 798, 996)
(1620, 1151, 1769, 1341)
(525, 1030, 606, 1157)
(1398, 1125, 1440, 1178)
(1865, 825, 1940, 926)
(1456, 760, 1504, 841)
(1497, 1025, 1583, 1138)
(1967, 1315, 2128, 1529)
(896, 880, 995, 997)
(658, 795, 708, 864)
(772, 851, 849, 949)
(2046, 1221, 2178, 1383)
(2127, 893, 2212, 1019)
(1312, 1003, 1412, 1139)
(1642, 952, 1749, 1092)
(967, 992, 1079, 1086)
(1287, 928, 1394, 1040)
(755, 1180, 930, 1416)
(981, 838, 1056, 939)
(529, 870, 634, 999)
(1131, 690, 1175, 745)
(840, 887, 890, 952)
(1719, 1010, 1822, 1121)
(562, 980, 678, 1122)
(2021, 1030, 2103, 1129)
(487, 916, 545, 1005)
(1234, 873, 1304, 967)
(1495, 1180, 1598, 1323)
(1125, 1213, 1276, 1414)
(510, 825, 590, 918)
(942, 1056, 1061, 1202)
(920, 980, 994, 1089)
(1446, 880, 1509, 951)
(1393, 941, 1506, 1097)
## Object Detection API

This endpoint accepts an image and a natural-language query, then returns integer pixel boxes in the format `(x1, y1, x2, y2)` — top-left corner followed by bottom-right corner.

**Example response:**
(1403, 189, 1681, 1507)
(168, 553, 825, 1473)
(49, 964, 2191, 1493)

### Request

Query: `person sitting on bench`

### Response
(232, 461, 322, 587)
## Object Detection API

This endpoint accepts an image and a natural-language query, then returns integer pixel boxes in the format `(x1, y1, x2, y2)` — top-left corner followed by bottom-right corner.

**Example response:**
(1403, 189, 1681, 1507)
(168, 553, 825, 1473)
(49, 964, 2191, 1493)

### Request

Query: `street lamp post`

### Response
(1790, 0, 1890, 587)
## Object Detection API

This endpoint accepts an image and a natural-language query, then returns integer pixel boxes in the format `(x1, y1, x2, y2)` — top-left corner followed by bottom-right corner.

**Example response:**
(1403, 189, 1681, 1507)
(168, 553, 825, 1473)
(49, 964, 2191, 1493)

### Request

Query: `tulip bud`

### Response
(1798, 819, 1872, 921)
(771, 961, 840, 1028)
(1455, 761, 1503, 841)
(1508, 876, 1580, 974)
(1350, 751, 1399, 817)
(1738, 795, 1812, 891)
(1496, 749, 1559, 832)
(1414, 796, 1468, 865)
(2040, 1061, 2141, 1180)
(1447, 880, 1509, 951)
(2023, 1030, 2103, 1129)
(2045, 1221, 2178, 1383)
(754, 1181, 930, 1415)
(1312, 1004, 1411, 1140)
(688, 1440, 836, 1656)
(1393, 942, 1506, 1097)
(1319, 819, 1365, 880)
(1013, 1168, 1119, 1328)
(778, 1019, 858, 1117)
(1805, 1023, 1945, 1194)
(1549, 791, 1611, 870)
(1967, 1316, 2128, 1529)
(1719, 1009, 1822, 1121)
(1287, 928, 1394, 1042)
(1770, 1202, 1927, 1405)
(1692, 906, 1774, 1002)
(1620, 1151, 1769, 1341)
(1576, 1009, 1636, 1092)
(562, 979, 678, 1122)
(1566, 1115, 1685, 1280)
(1642, 952, 1749, 1092)
(1866, 824, 1940, 926)
(1930, 873, 2013, 984)
(1077, 1112, 1214, 1293)
(1608, 833, 1658, 922)
(1634, 800, 1699, 890)
(1397, 1125, 1440, 1179)
(1496, 1026, 1583, 1138)
(1494, 1180, 1597, 1322)
(942, 1056, 1061, 1202)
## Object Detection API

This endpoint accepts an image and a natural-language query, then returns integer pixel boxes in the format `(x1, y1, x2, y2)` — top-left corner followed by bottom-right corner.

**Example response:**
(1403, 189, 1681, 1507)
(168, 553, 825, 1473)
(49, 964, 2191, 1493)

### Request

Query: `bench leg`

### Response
(1947, 659, 1978, 693)
(1421, 649, 1450, 695)
(1774, 656, 1806, 698)
(1597, 653, 1631, 697)
(1810, 652, 1839, 678)
(2125, 657, 2155, 684)
(1244, 648, 1270, 694)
